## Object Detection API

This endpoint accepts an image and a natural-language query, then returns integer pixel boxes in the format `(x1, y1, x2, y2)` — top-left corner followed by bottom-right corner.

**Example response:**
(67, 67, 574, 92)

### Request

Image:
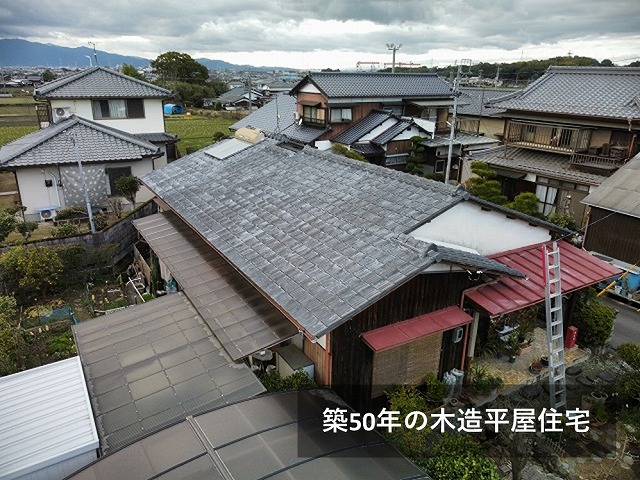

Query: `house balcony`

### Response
(570, 151, 627, 171)
(505, 121, 591, 155)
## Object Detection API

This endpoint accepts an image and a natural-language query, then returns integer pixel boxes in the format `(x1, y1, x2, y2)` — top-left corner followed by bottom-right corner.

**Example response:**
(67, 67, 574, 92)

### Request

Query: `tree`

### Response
(151, 51, 209, 85)
(15, 221, 38, 241)
(121, 63, 146, 81)
(506, 192, 544, 218)
(172, 81, 215, 108)
(0, 247, 63, 299)
(0, 295, 22, 376)
(405, 136, 425, 177)
(42, 69, 56, 82)
(465, 162, 507, 205)
(115, 175, 140, 205)
(0, 212, 17, 244)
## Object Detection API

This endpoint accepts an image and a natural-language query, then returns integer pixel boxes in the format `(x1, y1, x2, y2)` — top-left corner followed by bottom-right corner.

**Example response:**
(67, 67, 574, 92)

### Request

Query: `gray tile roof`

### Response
(457, 88, 513, 117)
(421, 132, 499, 148)
(134, 132, 179, 143)
(0, 115, 160, 168)
(582, 153, 640, 218)
(333, 110, 395, 145)
(141, 139, 468, 337)
(291, 72, 453, 99)
(133, 212, 297, 360)
(371, 118, 414, 145)
(230, 93, 327, 144)
(469, 146, 608, 186)
(486, 67, 640, 119)
(73, 293, 264, 454)
(351, 142, 386, 157)
(35, 66, 173, 99)
(393, 234, 524, 277)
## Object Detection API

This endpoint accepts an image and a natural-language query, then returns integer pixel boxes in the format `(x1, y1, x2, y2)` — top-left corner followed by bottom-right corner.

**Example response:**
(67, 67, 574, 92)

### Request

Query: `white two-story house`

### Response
(0, 67, 179, 220)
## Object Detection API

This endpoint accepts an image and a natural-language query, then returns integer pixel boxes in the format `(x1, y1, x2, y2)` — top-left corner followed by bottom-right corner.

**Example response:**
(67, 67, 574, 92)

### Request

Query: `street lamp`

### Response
(386, 43, 402, 73)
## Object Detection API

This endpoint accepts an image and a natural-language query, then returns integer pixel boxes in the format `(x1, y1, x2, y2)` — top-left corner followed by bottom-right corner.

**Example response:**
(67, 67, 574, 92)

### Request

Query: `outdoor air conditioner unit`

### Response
(38, 207, 58, 221)
(294, 111, 301, 121)
(52, 107, 72, 123)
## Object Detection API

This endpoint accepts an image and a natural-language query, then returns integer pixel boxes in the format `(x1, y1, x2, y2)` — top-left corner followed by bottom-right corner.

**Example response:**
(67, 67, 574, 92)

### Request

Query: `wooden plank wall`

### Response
(330, 271, 478, 411)
(584, 207, 640, 265)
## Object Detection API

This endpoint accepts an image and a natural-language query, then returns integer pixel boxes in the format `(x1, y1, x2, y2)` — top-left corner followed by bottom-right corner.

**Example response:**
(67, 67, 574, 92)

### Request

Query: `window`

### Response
(330, 108, 352, 123)
(106, 167, 132, 196)
(302, 105, 326, 125)
(435, 159, 445, 173)
(92, 99, 145, 119)
(535, 184, 558, 216)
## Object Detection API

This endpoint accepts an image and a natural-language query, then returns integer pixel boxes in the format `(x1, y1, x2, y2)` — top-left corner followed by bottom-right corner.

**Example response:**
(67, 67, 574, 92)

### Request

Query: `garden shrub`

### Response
(331, 143, 368, 162)
(546, 212, 578, 231)
(55, 206, 86, 221)
(56, 243, 86, 273)
(260, 370, 315, 392)
(423, 372, 447, 405)
(53, 222, 80, 238)
(0, 211, 17, 243)
(115, 175, 140, 204)
(15, 221, 38, 241)
(617, 342, 640, 370)
(573, 287, 616, 347)
(385, 385, 430, 459)
(87, 243, 117, 268)
(422, 434, 500, 480)
(0, 246, 63, 297)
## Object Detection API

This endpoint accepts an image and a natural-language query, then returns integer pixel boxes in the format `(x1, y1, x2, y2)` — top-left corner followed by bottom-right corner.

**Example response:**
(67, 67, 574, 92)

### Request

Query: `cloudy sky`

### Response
(2, 0, 639, 69)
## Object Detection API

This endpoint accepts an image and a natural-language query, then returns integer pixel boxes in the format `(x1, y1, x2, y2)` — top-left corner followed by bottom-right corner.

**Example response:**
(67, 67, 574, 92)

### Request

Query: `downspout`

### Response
(48, 171, 62, 208)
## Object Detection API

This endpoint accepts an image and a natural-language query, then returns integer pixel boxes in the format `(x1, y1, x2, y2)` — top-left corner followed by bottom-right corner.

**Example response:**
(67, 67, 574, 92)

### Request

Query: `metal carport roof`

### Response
(464, 241, 621, 317)
(66, 389, 431, 480)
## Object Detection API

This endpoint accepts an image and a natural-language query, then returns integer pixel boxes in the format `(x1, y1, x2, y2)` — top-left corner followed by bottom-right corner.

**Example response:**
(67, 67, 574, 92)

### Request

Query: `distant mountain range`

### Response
(0, 39, 286, 71)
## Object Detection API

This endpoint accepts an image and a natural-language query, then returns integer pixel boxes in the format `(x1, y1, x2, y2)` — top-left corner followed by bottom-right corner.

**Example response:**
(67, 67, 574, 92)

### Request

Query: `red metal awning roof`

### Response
(464, 241, 621, 318)
(362, 306, 473, 352)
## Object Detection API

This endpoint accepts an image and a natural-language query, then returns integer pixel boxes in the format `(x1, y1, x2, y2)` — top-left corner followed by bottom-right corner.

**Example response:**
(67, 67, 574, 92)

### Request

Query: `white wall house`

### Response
(0, 67, 179, 220)
(0, 116, 162, 220)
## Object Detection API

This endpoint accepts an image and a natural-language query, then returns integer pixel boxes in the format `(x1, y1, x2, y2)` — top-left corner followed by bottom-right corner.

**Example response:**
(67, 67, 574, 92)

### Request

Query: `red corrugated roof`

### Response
(464, 241, 621, 317)
(362, 306, 473, 352)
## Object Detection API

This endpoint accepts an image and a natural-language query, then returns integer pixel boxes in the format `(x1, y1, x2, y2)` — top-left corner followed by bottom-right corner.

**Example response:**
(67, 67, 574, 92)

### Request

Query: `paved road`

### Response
(602, 295, 640, 347)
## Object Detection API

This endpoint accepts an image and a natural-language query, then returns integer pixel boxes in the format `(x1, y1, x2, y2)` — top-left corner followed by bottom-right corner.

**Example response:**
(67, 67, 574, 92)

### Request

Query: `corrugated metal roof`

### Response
(464, 241, 621, 317)
(581, 153, 640, 218)
(73, 293, 265, 454)
(469, 146, 608, 186)
(133, 212, 297, 359)
(35, 66, 173, 99)
(486, 67, 640, 119)
(362, 306, 473, 352)
(0, 115, 160, 168)
(66, 389, 431, 480)
(0, 356, 99, 479)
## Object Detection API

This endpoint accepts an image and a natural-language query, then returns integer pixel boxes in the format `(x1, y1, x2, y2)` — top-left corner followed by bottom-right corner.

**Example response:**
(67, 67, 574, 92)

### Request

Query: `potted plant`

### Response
(506, 333, 521, 363)
(591, 388, 608, 404)
(529, 360, 544, 374)
(590, 401, 609, 428)
(518, 336, 533, 356)
(469, 364, 504, 397)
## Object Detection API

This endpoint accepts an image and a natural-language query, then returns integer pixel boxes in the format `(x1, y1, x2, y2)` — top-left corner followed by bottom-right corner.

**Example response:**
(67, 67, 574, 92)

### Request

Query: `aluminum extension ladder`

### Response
(543, 242, 567, 410)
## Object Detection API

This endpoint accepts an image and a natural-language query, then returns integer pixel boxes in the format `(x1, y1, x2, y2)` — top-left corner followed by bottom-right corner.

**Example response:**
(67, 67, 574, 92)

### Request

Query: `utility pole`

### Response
(71, 131, 96, 234)
(88, 42, 99, 66)
(386, 43, 402, 73)
(444, 60, 471, 184)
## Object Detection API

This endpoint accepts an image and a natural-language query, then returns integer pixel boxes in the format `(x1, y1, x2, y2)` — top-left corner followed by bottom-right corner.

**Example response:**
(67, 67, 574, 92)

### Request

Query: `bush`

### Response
(506, 192, 544, 218)
(55, 206, 86, 221)
(617, 342, 640, 370)
(385, 385, 430, 458)
(15, 221, 38, 241)
(260, 370, 315, 392)
(0, 246, 63, 297)
(422, 434, 500, 480)
(0, 211, 17, 243)
(423, 372, 447, 405)
(331, 143, 368, 162)
(115, 175, 140, 204)
(546, 212, 578, 231)
(53, 222, 80, 238)
(573, 288, 616, 347)
(93, 214, 108, 231)
(469, 364, 504, 395)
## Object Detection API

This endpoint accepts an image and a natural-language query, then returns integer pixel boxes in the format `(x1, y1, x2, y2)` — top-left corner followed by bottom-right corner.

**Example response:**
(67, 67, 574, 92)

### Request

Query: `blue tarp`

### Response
(163, 104, 184, 115)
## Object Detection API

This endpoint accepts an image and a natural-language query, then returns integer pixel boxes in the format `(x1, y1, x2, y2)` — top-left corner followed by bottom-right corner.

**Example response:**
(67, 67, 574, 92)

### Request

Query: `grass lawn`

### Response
(165, 114, 239, 153)
(0, 124, 38, 146)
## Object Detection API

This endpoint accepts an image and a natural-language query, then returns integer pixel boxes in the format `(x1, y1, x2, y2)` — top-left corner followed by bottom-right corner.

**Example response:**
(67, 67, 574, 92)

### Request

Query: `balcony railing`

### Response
(570, 152, 626, 169)
(505, 121, 591, 154)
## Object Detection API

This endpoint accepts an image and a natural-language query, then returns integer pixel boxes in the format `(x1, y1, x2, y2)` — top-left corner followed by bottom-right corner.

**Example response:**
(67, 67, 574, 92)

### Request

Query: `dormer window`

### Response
(92, 99, 145, 119)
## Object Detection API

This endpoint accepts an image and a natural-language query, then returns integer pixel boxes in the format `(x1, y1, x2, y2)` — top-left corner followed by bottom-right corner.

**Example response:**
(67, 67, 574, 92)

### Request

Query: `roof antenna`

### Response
(88, 41, 99, 66)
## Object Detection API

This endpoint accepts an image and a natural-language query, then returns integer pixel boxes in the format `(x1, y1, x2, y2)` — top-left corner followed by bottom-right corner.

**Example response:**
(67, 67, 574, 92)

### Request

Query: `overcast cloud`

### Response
(1, 0, 638, 69)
